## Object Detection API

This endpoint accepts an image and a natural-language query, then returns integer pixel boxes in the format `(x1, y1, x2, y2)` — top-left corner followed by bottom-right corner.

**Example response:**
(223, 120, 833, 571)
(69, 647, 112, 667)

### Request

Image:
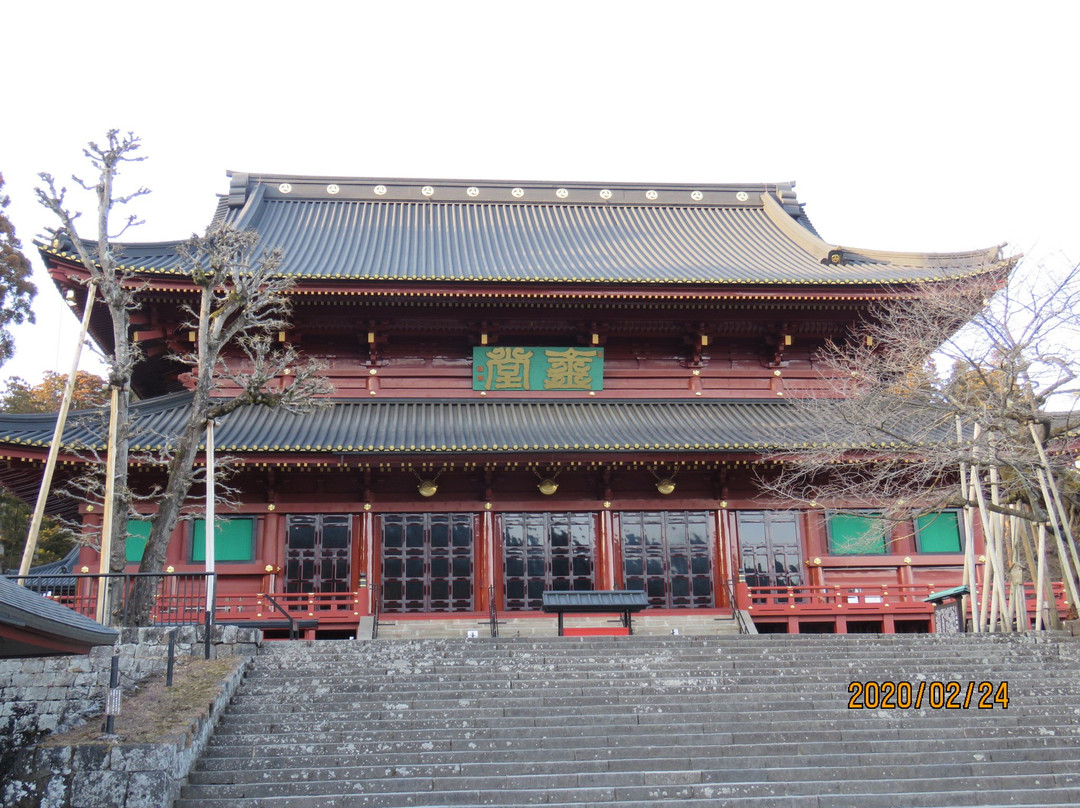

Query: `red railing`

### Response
(744, 581, 1069, 622)
(1018, 581, 1068, 619)
(9, 572, 214, 626)
(214, 590, 364, 624)
(745, 584, 935, 617)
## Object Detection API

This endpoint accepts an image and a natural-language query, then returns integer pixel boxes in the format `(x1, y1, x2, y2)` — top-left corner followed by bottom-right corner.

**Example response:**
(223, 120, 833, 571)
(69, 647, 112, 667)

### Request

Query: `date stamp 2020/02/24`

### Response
(847, 680, 1009, 710)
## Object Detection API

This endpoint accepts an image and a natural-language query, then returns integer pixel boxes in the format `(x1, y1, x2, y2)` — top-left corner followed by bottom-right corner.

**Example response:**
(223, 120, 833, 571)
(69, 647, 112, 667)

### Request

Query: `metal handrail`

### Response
(371, 583, 381, 640)
(724, 578, 752, 635)
(261, 592, 299, 640)
(489, 585, 498, 638)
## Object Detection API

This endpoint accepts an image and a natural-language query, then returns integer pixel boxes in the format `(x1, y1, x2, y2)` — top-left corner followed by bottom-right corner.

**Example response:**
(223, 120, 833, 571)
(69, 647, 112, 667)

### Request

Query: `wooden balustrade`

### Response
(214, 590, 363, 624)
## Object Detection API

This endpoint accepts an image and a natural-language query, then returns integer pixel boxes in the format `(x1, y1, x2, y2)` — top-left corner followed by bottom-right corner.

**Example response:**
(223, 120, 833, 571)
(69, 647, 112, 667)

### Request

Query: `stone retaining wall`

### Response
(0, 625, 260, 807)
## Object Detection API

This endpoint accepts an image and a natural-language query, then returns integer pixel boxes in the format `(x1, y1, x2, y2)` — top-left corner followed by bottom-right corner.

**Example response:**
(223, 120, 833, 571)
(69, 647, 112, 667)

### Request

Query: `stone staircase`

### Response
(177, 633, 1080, 807)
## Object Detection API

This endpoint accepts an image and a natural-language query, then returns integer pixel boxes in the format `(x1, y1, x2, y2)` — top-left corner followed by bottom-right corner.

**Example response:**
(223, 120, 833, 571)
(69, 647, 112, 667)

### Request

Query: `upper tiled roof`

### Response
(41, 175, 1009, 288)
(0, 392, 843, 456)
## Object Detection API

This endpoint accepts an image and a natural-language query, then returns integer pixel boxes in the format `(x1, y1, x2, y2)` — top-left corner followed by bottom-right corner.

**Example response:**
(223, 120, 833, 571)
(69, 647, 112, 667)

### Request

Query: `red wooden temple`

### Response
(0, 175, 1027, 635)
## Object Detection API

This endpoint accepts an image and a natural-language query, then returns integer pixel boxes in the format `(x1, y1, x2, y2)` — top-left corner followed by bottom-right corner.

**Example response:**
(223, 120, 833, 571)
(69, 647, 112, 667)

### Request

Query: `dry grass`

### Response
(43, 654, 246, 746)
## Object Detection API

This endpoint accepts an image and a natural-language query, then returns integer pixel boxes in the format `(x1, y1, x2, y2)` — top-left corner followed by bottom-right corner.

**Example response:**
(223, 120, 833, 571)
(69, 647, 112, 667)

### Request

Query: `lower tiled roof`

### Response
(0, 393, 832, 456)
(0, 575, 118, 656)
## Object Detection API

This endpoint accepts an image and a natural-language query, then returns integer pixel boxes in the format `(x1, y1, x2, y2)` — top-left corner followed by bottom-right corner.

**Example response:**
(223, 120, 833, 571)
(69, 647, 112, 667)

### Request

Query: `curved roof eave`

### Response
(0, 394, 898, 458)
(35, 175, 1010, 289)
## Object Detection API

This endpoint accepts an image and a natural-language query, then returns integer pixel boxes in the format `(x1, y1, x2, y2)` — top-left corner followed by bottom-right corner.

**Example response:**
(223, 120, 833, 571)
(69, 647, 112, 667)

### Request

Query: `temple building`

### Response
(0, 175, 1015, 634)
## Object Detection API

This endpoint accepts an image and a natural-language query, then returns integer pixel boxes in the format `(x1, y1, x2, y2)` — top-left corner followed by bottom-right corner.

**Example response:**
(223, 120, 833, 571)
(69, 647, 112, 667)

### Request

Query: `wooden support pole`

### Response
(1036, 522, 1049, 630)
(1034, 466, 1080, 613)
(19, 283, 98, 579)
(205, 419, 216, 616)
(95, 385, 120, 625)
(988, 465, 1012, 630)
(956, 417, 980, 632)
(970, 467, 1001, 631)
(1029, 422, 1080, 588)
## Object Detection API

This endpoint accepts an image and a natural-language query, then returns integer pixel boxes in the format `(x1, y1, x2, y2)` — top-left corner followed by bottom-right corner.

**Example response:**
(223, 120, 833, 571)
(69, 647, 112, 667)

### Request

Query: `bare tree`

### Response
(37, 131, 147, 574)
(37, 133, 331, 625)
(126, 224, 331, 624)
(762, 259, 1080, 631)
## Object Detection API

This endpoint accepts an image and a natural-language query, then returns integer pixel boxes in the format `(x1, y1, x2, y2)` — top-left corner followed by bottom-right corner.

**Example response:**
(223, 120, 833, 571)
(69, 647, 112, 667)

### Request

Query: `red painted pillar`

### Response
(597, 509, 616, 590)
(479, 510, 495, 611)
(263, 510, 282, 590)
(734, 575, 751, 610)
(716, 509, 729, 607)
(359, 510, 374, 614)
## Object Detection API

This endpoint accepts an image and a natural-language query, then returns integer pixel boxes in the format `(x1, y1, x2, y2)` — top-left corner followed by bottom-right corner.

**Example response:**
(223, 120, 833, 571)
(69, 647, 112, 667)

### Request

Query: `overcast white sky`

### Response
(2, 0, 1077, 385)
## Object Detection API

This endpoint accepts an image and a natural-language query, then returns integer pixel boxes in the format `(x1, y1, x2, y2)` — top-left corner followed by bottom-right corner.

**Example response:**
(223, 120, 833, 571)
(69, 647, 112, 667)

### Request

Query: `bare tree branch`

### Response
(761, 259, 1080, 630)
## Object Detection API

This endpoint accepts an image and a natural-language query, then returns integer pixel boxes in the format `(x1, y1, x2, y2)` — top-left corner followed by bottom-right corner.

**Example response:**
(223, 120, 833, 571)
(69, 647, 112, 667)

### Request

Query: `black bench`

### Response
(541, 590, 649, 636)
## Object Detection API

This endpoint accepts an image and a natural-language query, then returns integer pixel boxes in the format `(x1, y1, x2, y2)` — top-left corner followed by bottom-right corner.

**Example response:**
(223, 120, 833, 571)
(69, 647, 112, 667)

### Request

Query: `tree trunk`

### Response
(127, 396, 208, 625)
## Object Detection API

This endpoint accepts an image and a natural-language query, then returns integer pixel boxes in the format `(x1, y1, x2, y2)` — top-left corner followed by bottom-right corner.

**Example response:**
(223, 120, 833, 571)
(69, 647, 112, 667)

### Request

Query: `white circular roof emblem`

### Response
(373, 185, 387, 196)
(421, 185, 435, 197)
(691, 190, 704, 201)
(278, 183, 292, 194)
(327, 184, 340, 195)
(599, 189, 612, 200)
(645, 190, 658, 200)
(736, 191, 749, 202)
(511, 187, 524, 198)
(466, 186, 480, 197)
(556, 188, 569, 199)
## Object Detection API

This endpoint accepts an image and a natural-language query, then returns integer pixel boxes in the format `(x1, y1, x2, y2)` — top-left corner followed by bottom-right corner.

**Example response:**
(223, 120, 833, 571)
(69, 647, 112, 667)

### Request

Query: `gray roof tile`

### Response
(41, 175, 1007, 288)
(0, 393, 831, 456)
(0, 575, 117, 655)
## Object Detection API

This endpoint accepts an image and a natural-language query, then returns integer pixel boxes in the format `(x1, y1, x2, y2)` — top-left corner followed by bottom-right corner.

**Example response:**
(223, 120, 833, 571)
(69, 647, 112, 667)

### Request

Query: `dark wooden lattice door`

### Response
(619, 511, 715, 608)
(501, 512, 595, 611)
(285, 514, 352, 593)
(380, 513, 474, 613)
(736, 510, 804, 589)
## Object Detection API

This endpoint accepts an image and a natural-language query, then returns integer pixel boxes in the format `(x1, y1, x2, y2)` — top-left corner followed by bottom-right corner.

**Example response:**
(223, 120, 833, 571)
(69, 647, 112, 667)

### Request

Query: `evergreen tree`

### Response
(0, 371, 108, 568)
(0, 173, 36, 367)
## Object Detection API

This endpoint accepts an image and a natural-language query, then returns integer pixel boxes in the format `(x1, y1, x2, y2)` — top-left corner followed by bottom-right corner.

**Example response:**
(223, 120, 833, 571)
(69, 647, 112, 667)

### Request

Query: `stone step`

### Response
(209, 698, 1074, 726)
(250, 649, 1076, 669)
(195, 733, 1080, 772)
(201, 726, 1080, 758)
(176, 772, 1080, 807)
(180, 763, 1080, 799)
(370, 615, 742, 640)
(248, 657, 1063, 670)
(208, 714, 1077, 739)
(256, 634, 1077, 656)
(234, 665, 1076, 682)
(216, 697, 1080, 721)
(244, 656, 1075, 673)
(190, 752, 1080, 786)
(257, 634, 1073, 651)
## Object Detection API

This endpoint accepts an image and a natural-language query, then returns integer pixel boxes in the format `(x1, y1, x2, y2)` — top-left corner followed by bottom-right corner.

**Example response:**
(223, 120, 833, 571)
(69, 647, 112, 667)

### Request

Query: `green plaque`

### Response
(191, 517, 255, 562)
(473, 347, 604, 391)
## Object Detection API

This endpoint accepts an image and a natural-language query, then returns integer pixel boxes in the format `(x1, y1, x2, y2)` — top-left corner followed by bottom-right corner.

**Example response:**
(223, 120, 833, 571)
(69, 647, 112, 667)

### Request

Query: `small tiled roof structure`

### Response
(0, 393, 839, 457)
(0, 574, 117, 657)
(4, 546, 81, 591)
(40, 175, 1009, 289)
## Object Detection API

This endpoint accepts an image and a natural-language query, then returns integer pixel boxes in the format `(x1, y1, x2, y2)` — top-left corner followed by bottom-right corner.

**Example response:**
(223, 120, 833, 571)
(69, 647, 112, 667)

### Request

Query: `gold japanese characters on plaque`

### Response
(473, 347, 604, 391)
